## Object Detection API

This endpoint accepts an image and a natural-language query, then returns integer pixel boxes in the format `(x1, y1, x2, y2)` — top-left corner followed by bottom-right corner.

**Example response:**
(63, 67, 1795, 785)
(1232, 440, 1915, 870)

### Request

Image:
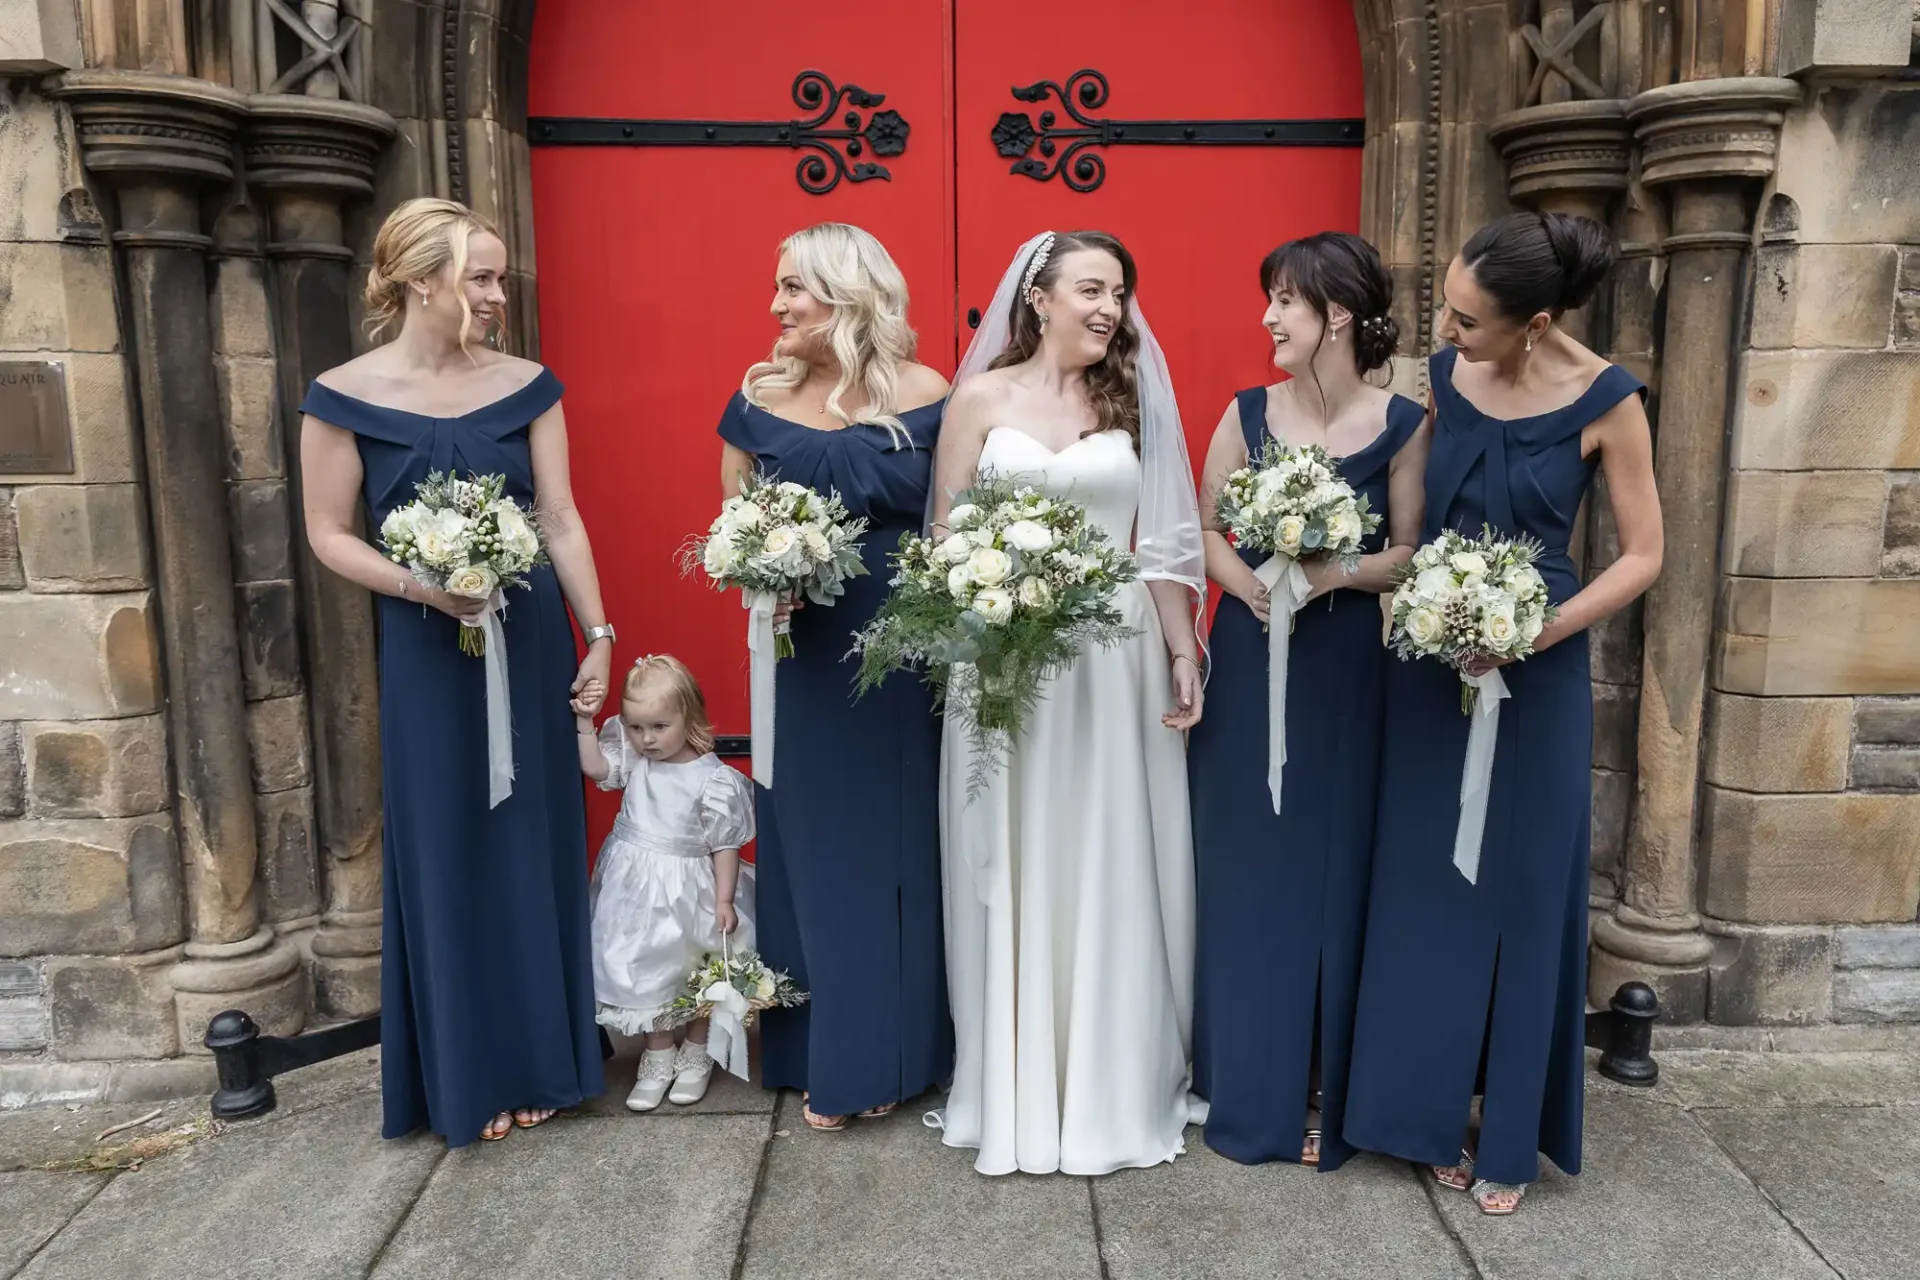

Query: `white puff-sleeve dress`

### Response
(589, 719, 757, 1034)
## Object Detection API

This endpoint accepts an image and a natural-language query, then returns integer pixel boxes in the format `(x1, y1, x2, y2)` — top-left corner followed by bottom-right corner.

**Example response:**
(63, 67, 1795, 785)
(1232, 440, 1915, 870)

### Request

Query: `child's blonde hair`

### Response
(623, 655, 715, 755)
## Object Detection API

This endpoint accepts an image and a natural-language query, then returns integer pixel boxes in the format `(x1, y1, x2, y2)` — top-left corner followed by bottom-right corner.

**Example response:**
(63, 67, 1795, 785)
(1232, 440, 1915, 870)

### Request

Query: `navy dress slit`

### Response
(1189, 388, 1424, 1169)
(300, 369, 604, 1147)
(715, 394, 954, 1117)
(1342, 348, 1646, 1186)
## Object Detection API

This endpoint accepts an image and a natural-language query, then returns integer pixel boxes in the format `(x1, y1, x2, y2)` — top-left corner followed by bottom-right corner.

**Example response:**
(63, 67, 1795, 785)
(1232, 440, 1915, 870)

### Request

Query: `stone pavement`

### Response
(4, 1044, 1919, 1280)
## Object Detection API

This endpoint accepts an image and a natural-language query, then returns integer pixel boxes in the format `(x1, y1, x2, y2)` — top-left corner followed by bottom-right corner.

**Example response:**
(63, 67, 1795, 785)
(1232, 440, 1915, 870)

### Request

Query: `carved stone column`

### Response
(52, 71, 306, 1047)
(244, 94, 396, 1020)
(1487, 99, 1634, 348)
(1590, 76, 1801, 1022)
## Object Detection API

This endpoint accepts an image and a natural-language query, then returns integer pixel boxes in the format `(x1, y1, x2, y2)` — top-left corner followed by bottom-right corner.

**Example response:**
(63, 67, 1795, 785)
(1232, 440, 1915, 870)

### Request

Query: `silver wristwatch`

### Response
(583, 623, 616, 646)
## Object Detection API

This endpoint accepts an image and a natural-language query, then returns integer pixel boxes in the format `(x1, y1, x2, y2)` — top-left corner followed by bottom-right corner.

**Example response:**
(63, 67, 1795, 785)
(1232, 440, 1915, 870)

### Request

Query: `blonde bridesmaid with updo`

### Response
(300, 197, 614, 1145)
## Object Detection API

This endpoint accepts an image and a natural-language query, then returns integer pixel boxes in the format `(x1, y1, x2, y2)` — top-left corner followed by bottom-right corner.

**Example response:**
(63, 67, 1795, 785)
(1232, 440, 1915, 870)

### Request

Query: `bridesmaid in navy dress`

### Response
(301, 199, 612, 1145)
(1190, 233, 1428, 1169)
(1343, 213, 1663, 1214)
(715, 223, 953, 1129)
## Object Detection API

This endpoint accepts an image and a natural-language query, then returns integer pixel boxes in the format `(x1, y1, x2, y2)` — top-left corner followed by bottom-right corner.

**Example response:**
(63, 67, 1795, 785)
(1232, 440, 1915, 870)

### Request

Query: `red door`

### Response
(529, 1, 1362, 850)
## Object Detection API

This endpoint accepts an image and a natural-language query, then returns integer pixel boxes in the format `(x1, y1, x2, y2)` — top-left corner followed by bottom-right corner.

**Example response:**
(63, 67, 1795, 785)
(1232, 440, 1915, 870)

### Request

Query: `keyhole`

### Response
(967, 307, 981, 329)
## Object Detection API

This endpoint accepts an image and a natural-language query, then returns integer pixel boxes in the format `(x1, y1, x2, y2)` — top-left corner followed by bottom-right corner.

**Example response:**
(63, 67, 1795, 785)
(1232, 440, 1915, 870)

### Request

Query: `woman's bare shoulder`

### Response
(897, 361, 951, 408)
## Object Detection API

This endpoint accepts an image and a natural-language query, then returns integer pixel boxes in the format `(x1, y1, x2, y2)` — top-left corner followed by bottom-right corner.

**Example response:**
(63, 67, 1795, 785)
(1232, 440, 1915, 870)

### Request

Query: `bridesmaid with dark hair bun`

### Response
(1343, 212, 1664, 1215)
(1188, 231, 1428, 1170)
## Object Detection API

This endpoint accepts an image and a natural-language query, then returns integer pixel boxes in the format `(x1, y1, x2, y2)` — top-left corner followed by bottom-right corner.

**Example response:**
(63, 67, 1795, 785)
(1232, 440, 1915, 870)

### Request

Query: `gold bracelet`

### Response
(1171, 653, 1201, 671)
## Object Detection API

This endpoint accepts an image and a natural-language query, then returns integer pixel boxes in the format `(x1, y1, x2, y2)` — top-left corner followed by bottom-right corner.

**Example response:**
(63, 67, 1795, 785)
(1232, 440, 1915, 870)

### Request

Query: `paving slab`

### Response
(1093, 1141, 1473, 1279)
(0, 1173, 104, 1278)
(15, 1094, 440, 1280)
(1699, 1103, 1920, 1280)
(739, 1090, 1102, 1280)
(372, 1111, 767, 1280)
(1649, 1051, 1920, 1111)
(575, 1039, 776, 1118)
(1430, 1093, 1836, 1280)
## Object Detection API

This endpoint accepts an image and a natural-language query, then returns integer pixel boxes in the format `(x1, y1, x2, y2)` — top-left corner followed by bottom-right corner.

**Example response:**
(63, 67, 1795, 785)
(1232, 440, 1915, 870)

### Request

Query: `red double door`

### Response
(529, 0, 1363, 843)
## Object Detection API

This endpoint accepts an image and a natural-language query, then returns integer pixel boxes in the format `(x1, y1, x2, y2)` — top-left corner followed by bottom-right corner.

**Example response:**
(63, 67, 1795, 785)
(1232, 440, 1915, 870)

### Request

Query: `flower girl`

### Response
(574, 655, 755, 1111)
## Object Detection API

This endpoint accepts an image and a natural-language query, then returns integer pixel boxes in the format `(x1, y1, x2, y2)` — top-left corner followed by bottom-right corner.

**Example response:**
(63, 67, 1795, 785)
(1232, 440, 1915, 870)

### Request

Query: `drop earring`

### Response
(1039, 311, 1050, 331)
(1525, 335, 1534, 353)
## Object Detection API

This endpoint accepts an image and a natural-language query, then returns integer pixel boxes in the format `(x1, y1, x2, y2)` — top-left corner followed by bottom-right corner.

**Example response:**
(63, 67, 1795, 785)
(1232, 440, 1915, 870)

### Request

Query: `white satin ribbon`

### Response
(1453, 668, 1511, 884)
(466, 590, 513, 809)
(700, 975, 752, 1081)
(744, 592, 777, 788)
(1252, 556, 1313, 815)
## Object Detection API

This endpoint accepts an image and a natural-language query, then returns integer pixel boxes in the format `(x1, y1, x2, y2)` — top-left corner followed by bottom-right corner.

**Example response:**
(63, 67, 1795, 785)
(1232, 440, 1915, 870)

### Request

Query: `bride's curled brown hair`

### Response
(991, 230, 1142, 446)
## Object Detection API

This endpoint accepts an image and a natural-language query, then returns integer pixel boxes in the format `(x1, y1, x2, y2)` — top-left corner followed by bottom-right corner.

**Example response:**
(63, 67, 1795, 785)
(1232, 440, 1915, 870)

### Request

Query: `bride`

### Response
(926, 230, 1207, 1176)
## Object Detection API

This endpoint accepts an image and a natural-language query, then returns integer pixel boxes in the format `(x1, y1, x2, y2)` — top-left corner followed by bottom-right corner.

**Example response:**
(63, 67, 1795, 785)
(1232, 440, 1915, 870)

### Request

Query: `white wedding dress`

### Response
(930, 426, 1201, 1176)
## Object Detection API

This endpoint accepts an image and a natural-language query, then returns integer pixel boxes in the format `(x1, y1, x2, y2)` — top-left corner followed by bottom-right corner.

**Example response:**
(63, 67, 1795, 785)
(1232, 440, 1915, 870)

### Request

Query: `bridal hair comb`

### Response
(1021, 232, 1057, 305)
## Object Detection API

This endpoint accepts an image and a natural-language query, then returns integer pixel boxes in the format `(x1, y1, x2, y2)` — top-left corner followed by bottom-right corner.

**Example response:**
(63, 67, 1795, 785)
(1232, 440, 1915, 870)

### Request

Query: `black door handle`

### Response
(966, 307, 981, 329)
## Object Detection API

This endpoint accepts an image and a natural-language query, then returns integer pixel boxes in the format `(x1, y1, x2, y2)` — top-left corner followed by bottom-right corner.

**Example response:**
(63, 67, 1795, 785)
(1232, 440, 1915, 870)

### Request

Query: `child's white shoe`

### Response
(626, 1047, 677, 1113)
(668, 1041, 715, 1105)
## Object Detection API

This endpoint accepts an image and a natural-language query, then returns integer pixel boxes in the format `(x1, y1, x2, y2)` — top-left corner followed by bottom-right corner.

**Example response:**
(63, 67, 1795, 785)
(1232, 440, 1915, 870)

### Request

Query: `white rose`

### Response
(728, 500, 764, 531)
(412, 510, 469, 568)
(967, 546, 1013, 586)
(380, 506, 418, 549)
(491, 502, 541, 559)
(801, 527, 832, 562)
(1002, 520, 1055, 553)
(752, 970, 776, 1000)
(947, 503, 979, 527)
(1017, 576, 1053, 612)
(444, 563, 498, 599)
(1450, 551, 1488, 577)
(1325, 507, 1362, 548)
(1405, 605, 1446, 649)
(937, 534, 974, 563)
(703, 537, 739, 577)
(972, 587, 1014, 625)
(1414, 565, 1453, 599)
(947, 564, 972, 599)
(1482, 608, 1518, 653)
(761, 526, 797, 558)
(776, 481, 808, 500)
(1275, 515, 1307, 555)
(1520, 609, 1545, 644)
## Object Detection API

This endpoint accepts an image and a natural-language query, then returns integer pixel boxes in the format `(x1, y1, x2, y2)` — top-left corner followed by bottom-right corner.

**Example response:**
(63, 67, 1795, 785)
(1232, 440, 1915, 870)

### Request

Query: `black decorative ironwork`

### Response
(716, 734, 751, 760)
(530, 70, 909, 195)
(994, 69, 1364, 193)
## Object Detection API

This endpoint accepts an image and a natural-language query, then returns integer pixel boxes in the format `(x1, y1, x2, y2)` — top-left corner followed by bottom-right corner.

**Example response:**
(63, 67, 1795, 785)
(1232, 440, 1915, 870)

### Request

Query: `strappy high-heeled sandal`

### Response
(856, 1102, 899, 1119)
(480, 1112, 513, 1142)
(513, 1107, 557, 1130)
(1470, 1179, 1527, 1216)
(1432, 1148, 1474, 1192)
(801, 1093, 849, 1131)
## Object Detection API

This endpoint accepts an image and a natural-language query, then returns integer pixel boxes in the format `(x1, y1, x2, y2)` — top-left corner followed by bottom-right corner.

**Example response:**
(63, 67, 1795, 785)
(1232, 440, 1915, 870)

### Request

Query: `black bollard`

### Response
(1595, 982, 1660, 1087)
(206, 1009, 277, 1120)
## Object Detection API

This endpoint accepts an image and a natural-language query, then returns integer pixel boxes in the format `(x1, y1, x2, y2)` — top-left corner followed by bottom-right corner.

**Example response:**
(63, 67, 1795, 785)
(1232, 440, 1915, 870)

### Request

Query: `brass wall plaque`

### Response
(0, 360, 75, 475)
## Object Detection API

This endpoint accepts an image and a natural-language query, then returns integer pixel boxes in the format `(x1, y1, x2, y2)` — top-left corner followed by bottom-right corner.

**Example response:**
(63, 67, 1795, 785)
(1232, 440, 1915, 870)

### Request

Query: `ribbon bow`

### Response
(1251, 556, 1313, 814)
(744, 593, 779, 787)
(1452, 668, 1511, 884)
(466, 590, 514, 809)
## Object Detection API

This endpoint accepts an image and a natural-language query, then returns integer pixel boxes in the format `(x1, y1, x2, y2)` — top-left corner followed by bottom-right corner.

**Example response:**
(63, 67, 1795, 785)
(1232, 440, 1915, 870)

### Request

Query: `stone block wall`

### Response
(0, 79, 186, 1059)
(1700, 75, 1920, 1024)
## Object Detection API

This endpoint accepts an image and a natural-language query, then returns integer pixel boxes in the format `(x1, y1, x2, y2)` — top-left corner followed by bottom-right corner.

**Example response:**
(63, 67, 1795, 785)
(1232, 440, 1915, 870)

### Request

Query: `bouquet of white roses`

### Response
(379, 471, 545, 657)
(1213, 440, 1381, 815)
(1388, 526, 1558, 885)
(1215, 438, 1379, 582)
(853, 473, 1139, 794)
(1388, 525, 1556, 713)
(679, 471, 869, 659)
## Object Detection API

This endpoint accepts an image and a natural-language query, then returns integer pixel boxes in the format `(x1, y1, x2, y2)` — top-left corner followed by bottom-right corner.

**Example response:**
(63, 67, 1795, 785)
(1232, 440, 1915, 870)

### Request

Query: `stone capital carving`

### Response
(1489, 99, 1634, 214)
(52, 71, 250, 190)
(1626, 77, 1802, 190)
(243, 94, 397, 203)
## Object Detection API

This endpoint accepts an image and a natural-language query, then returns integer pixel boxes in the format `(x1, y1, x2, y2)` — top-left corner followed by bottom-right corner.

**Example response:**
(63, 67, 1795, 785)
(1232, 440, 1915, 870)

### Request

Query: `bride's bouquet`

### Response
(679, 471, 868, 659)
(853, 473, 1139, 793)
(1388, 526, 1556, 713)
(1215, 439, 1379, 590)
(1388, 526, 1557, 885)
(379, 471, 546, 657)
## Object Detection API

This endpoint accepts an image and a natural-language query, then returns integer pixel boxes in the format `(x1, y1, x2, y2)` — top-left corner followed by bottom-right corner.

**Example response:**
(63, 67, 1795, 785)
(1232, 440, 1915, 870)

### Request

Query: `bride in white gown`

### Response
(925, 231, 1208, 1176)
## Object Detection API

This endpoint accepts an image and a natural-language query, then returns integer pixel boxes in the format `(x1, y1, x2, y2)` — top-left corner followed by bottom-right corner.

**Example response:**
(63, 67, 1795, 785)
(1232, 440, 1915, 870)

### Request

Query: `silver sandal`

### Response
(1470, 1178, 1527, 1216)
(1432, 1148, 1474, 1192)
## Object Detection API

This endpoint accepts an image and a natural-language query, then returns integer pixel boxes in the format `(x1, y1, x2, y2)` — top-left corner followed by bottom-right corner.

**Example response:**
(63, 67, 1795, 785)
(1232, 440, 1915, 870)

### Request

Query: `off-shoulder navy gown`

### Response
(300, 370, 603, 1146)
(716, 395, 953, 1117)
(1189, 388, 1424, 1169)
(1343, 349, 1645, 1186)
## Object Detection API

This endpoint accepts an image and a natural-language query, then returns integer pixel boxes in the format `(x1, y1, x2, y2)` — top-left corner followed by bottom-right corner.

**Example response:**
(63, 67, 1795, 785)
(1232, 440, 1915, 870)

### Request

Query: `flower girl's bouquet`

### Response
(657, 943, 808, 1081)
(679, 472, 869, 659)
(379, 471, 545, 809)
(1213, 440, 1380, 813)
(379, 471, 546, 657)
(1387, 526, 1557, 884)
(853, 473, 1139, 794)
